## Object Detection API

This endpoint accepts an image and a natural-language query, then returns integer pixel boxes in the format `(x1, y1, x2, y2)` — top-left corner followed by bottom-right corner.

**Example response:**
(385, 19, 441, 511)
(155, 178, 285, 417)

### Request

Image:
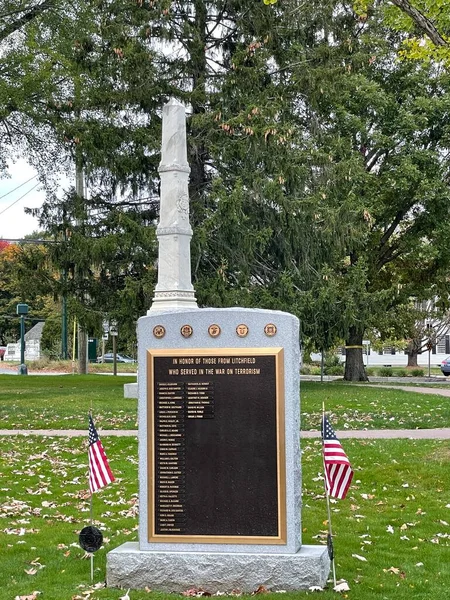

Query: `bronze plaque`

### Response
(208, 324, 221, 338)
(180, 324, 193, 338)
(236, 324, 249, 337)
(153, 325, 166, 339)
(147, 348, 286, 544)
(264, 323, 277, 337)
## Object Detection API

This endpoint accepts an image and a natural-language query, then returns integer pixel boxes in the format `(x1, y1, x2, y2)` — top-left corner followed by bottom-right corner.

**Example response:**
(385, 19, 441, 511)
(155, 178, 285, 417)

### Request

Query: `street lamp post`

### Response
(16, 303, 29, 375)
(110, 319, 118, 376)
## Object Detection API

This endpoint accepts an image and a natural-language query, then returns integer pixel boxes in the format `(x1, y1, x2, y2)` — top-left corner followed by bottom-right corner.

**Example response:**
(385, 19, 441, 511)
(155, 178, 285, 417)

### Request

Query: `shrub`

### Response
(378, 367, 393, 377)
(366, 367, 377, 376)
(411, 368, 425, 377)
(324, 354, 341, 369)
(394, 369, 407, 377)
(300, 365, 311, 375)
(326, 365, 344, 376)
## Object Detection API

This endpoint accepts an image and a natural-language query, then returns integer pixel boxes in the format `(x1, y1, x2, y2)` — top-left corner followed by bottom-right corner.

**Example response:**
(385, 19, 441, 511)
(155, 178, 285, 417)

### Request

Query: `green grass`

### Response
(2, 376, 450, 431)
(2, 358, 138, 374)
(1, 436, 450, 599)
(300, 382, 450, 430)
(0, 375, 137, 430)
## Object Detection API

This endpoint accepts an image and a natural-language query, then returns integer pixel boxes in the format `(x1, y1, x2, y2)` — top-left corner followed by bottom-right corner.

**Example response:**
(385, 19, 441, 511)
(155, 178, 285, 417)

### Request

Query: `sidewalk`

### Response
(2, 428, 450, 438)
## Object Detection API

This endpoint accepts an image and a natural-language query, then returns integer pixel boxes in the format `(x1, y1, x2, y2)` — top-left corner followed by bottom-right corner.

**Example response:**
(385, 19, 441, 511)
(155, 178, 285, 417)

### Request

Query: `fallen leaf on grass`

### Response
(308, 586, 323, 592)
(182, 589, 211, 597)
(252, 585, 269, 595)
(14, 593, 41, 600)
(119, 590, 130, 600)
(24, 569, 38, 576)
(386, 525, 394, 534)
(360, 493, 375, 500)
(352, 554, 367, 562)
(334, 580, 350, 592)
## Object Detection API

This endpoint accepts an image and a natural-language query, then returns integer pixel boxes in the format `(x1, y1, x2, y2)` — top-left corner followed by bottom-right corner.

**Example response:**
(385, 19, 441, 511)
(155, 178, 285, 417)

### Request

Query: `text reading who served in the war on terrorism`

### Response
(148, 350, 286, 544)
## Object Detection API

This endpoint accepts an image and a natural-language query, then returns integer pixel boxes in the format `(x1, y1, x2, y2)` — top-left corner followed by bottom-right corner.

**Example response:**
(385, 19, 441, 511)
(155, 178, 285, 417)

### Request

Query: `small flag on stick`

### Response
(321, 415, 353, 500)
(88, 414, 115, 493)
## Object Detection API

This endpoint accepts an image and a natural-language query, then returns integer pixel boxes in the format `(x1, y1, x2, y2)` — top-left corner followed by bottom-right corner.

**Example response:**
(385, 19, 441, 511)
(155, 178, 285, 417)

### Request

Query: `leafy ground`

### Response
(0, 375, 137, 430)
(1, 436, 449, 600)
(300, 382, 450, 430)
(2, 375, 450, 598)
(2, 376, 450, 431)
(1, 360, 138, 374)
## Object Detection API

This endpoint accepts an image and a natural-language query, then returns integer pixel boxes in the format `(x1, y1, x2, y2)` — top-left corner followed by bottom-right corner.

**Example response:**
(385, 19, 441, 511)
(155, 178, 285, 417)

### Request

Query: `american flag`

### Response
(321, 415, 353, 500)
(88, 415, 115, 493)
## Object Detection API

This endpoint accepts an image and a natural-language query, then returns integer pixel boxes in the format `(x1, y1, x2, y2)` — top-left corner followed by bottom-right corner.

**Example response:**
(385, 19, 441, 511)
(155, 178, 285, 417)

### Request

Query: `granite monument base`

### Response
(123, 383, 138, 398)
(106, 543, 330, 592)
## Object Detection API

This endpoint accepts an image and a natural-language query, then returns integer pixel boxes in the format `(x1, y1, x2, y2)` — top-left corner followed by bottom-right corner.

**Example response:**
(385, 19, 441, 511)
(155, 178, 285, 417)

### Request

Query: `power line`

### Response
(0, 183, 40, 216)
(0, 175, 37, 200)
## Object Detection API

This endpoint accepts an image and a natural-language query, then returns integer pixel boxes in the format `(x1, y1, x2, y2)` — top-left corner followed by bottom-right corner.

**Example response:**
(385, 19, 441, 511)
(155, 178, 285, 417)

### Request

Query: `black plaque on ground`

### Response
(147, 348, 286, 544)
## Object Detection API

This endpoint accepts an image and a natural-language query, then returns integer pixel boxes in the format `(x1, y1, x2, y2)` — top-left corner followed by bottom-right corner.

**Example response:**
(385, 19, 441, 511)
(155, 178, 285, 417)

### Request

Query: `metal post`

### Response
(62, 292, 68, 360)
(18, 315, 28, 375)
(428, 348, 431, 378)
(16, 304, 28, 375)
(112, 335, 117, 376)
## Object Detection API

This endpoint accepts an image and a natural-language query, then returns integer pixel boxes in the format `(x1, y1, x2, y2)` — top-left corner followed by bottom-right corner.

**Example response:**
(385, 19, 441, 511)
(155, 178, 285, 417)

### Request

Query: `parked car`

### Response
(97, 353, 136, 363)
(440, 357, 450, 376)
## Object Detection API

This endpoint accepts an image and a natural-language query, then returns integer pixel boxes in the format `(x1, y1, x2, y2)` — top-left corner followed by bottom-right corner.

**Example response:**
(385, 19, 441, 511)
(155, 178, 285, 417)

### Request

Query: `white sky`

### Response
(0, 159, 47, 240)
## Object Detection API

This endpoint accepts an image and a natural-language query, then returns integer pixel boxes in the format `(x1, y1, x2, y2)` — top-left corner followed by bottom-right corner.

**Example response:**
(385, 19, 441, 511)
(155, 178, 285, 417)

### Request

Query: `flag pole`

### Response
(89, 407, 94, 583)
(322, 402, 337, 589)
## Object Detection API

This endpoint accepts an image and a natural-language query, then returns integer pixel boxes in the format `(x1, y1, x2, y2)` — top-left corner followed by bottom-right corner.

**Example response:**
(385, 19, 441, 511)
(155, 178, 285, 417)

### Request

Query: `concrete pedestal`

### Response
(107, 543, 330, 592)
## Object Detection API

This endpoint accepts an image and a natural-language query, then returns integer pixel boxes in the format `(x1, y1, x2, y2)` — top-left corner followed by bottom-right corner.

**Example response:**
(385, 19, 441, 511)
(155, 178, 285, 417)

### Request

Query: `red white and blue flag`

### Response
(321, 415, 353, 500)
(88, 415, 115, 493)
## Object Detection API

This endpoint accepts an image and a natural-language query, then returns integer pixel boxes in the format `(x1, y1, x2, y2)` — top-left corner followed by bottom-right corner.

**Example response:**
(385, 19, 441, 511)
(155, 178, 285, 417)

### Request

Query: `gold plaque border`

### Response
(147, 347, 287, 545)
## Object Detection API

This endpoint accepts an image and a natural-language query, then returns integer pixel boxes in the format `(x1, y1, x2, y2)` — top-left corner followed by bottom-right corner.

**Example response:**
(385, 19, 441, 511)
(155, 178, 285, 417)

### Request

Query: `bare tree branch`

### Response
(390, 0, 447, 47)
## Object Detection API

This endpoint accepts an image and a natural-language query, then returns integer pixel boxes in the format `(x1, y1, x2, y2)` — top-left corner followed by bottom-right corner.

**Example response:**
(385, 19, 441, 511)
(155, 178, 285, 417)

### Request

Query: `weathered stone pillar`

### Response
(149, 99, 198, 312)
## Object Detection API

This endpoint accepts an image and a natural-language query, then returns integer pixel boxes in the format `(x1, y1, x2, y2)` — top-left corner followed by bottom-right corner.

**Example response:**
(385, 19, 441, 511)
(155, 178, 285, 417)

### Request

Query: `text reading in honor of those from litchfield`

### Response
(147, 349, 286, 544)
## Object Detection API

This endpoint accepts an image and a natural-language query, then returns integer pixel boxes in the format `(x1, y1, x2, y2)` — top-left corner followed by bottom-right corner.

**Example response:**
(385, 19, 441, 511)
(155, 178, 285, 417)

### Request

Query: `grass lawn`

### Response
(2, 376, 450, 431)
(0, 375, 138, 430)
(300, 382, 450, 430)
(2, 375, 450, 599)
(1, 435, 449, 600)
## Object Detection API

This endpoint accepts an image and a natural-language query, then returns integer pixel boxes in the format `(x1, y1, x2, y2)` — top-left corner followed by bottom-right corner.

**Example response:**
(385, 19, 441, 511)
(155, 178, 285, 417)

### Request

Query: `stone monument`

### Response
(106, 99, 330, 592)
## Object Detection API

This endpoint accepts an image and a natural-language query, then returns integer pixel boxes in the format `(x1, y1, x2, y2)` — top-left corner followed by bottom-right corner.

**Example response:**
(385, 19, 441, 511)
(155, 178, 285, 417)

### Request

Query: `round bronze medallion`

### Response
(208, 324, 221, 338)
(264, 323, 277, 337)
(236, 324, 249, 338)
(180, 324, 193, 338)
(153, 325, 166, 339)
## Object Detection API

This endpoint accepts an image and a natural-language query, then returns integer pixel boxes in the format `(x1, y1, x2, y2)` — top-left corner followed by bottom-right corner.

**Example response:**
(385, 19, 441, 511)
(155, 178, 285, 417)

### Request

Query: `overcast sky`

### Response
(0, 160, 47, 240)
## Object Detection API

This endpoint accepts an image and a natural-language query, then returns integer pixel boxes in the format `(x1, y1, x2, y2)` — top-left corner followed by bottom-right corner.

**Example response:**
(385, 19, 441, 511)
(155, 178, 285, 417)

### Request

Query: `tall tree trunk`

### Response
(406, 352, 419, 367)
(405, 339, 420, 367)
(344, 325, 368, 381)
(78, 325, 88, 374)
(187, 1, 210, 284)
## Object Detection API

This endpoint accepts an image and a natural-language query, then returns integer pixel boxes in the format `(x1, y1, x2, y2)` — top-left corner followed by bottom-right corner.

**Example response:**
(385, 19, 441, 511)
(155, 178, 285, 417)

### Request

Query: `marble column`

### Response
(149, 98, 198, 312)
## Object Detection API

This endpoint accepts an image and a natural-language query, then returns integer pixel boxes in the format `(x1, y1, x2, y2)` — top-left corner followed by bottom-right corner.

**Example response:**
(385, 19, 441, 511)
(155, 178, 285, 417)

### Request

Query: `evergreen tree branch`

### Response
(0, 0, 55, 42)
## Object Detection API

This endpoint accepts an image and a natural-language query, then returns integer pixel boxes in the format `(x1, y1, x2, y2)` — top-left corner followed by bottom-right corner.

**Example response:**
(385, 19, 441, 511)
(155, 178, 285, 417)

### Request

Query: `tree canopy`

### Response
(2, 0, 450, 379)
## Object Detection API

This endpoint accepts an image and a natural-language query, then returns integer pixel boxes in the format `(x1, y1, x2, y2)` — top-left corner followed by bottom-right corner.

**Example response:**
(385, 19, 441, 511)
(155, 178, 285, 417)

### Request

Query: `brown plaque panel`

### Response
(147, 348, 286, 544)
